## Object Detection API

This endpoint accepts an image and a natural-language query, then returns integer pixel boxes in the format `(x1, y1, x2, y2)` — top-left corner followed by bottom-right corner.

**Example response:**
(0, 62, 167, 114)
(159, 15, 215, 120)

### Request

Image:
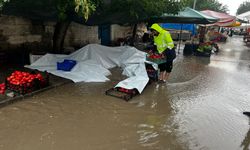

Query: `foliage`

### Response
(50, 0, 101, 21)
(183, 0, 228, 13)
(75, 0, 96, 20)
(0, 0, 9, 11)
(104, 0, 184, 20)
(237, 1, 250, 15)
(2, 0, 99, 21)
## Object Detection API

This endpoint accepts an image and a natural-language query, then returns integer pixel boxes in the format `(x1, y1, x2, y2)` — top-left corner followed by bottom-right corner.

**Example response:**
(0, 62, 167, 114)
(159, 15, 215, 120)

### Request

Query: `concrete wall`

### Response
(111, 23, 147, 41)
(0, 15, 42, 50)
(111, 24, 132, 41)
(0, 15, 100, 53)
(110, 23, 147, 46)
(64, 22, 100, 49)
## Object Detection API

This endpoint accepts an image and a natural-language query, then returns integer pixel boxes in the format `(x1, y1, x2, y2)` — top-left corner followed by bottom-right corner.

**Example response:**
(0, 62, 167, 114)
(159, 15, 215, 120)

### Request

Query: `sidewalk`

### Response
(0, 65, 71, 107)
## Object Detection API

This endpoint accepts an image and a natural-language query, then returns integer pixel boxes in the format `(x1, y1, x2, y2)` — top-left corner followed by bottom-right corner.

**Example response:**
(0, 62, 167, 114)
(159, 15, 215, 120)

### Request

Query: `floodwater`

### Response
(0, 36, 250, 150)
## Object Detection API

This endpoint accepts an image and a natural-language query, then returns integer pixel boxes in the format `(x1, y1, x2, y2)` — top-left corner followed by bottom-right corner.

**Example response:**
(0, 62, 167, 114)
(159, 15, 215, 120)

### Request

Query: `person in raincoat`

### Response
(150, 23, 176, 83)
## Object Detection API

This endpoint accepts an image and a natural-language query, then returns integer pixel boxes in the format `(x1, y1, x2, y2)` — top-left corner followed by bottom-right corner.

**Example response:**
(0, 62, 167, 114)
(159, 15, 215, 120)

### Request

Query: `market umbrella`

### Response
(150, 7, 218, 24)
(201, 10, 236, 27)
(226, 21, 241, 27)
(86, 7, 219, 25)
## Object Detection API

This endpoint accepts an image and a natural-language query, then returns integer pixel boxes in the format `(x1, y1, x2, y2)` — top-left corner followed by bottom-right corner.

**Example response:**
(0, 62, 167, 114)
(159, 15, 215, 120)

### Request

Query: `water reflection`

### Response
(241, 128, 250, 150)
(0, 36, 250, 150)
(195, 57, 211, 66)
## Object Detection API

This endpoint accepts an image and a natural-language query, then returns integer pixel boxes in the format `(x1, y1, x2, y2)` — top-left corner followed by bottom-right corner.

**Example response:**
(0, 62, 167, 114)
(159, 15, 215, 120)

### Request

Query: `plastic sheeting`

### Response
(26, 44, 149, 93)
(237, 11, 250, 22)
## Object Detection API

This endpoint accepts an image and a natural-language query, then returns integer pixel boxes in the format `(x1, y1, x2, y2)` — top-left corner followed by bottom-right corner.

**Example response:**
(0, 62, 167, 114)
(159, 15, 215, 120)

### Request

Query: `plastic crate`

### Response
(146, 56, 166, 64)
(145, 63, 158, 82)
(147, 69, 158, 82)
(5, 71, 49, 95)
(105, 87, 139, 101)
(57, 59, 77, 71)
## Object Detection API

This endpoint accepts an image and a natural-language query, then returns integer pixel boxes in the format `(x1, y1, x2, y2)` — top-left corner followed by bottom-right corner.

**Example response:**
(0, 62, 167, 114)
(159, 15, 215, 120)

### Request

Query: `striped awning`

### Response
(201, 10, 236, 27)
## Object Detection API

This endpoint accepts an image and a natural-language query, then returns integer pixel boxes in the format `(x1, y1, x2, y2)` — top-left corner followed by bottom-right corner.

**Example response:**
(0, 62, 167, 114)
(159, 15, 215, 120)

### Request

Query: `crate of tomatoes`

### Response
(105, 87, 139, 101)
(0, 83, 6, 95)
(146, 52, 166, 64)
(5, 70, 49, 95)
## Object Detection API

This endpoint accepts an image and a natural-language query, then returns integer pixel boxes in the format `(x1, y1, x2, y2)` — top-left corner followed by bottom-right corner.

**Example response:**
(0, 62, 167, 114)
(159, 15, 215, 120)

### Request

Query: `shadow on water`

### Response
(241, 113, 250, 150)
(241, 127, 250, 150)
(194, 56, 211, 66)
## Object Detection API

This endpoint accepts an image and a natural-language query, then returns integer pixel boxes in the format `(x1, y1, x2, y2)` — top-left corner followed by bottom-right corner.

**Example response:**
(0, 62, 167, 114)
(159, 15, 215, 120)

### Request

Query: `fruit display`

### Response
(5, 70, 49, 95)
(147, 53, 163, 59)
(146, 52, 166, 64)
(7, 71, 44, 86)
(105, 87, 139, 101)
(116, 87, 138, 95)
(0, 83, 5, 95)
(209, 31, 227, 42)
(197, 42, 212, 53)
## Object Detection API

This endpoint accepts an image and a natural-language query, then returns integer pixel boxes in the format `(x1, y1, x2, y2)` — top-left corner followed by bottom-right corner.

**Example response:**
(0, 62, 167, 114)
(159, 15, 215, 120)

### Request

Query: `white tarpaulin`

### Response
(237, 11, 250, 22)
(26, 44, 150, 93)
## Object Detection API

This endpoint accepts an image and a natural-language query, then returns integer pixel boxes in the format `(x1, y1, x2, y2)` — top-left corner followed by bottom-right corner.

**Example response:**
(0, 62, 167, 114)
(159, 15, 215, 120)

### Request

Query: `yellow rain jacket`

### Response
(151, 23, 174, 54)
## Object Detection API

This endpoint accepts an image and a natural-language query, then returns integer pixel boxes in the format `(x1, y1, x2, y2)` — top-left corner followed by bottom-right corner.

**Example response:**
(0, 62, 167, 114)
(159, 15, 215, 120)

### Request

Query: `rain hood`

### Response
(151, 23, 164, 33)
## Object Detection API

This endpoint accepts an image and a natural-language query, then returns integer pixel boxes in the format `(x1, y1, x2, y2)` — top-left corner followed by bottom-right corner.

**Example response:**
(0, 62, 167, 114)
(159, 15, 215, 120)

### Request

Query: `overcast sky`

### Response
(218, 0, 247, 15)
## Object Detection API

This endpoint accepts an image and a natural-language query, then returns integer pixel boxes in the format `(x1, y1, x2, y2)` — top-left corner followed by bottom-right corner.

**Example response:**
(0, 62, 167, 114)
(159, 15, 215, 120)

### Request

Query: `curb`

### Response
(0, 80, 72, 108)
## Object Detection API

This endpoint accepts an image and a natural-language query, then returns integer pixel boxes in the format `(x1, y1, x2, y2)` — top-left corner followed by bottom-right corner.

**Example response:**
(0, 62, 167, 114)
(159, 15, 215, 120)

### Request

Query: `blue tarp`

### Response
(161, 23, 197, 35)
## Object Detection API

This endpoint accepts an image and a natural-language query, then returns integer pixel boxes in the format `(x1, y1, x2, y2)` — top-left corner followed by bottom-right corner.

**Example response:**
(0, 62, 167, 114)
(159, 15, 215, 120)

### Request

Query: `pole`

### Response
(178, 24, 183, 54)
(193, 0, 197, 9)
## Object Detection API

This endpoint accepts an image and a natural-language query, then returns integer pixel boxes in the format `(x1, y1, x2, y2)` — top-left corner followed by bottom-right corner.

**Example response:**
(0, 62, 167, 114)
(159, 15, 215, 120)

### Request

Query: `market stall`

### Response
(150, 7, 219, 54)
(237, 11, 250, 43)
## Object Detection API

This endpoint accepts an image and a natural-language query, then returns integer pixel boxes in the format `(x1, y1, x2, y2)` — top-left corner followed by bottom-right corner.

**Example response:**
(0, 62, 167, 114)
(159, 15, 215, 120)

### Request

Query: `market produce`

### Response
(3, 70, 49, 95)
(147, 53, 164, 59)
(6, 71, 45, 86)
(0, 83, 5, 95)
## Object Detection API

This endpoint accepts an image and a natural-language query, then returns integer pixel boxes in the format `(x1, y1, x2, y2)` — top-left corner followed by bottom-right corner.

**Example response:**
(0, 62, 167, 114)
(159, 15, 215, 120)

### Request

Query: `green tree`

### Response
(52, 0, 99, 53)
(183, 0, 228, 13)
(1, 0, 99, 53)
(237, 1, 250, 15)
(101, 0, 184, 45)
(1, 0, 184, 50)
(106, 0, 184, 21)
(0, 0, 9, 10)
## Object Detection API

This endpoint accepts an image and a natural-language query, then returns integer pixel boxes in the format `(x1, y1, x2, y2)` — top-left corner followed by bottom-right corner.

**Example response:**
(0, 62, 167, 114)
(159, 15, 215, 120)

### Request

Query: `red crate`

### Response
(105, 87, 139, 101)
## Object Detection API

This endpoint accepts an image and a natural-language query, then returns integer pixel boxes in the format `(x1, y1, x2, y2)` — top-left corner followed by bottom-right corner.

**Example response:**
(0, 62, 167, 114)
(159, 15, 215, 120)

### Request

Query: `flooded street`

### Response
(0, 36, 250, 150)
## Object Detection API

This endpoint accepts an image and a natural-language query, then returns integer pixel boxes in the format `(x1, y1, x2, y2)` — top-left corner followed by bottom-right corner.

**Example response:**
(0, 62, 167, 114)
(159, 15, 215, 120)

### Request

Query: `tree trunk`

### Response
(52, 21, 71, 54)
(131, 24, 138, 46)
